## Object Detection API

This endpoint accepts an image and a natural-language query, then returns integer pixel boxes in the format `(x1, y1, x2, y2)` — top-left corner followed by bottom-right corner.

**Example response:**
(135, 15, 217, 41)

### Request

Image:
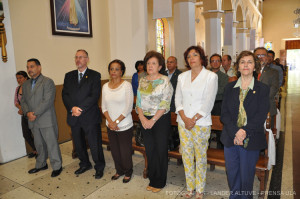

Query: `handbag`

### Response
(134, 122, 144, 147)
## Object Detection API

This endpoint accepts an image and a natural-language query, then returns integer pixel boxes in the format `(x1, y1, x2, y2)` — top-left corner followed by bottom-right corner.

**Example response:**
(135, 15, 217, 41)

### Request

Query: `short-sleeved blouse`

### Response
(136, 75, 173, 116)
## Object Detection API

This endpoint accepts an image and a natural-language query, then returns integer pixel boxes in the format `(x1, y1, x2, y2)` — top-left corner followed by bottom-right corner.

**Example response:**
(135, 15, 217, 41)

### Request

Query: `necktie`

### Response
(31, 79, 36, 90)
(79, 73, 83, 83)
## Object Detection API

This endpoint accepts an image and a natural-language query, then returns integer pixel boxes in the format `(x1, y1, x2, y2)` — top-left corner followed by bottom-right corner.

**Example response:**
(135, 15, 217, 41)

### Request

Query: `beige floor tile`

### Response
(0, 186, 47, 199)
(0, 175, 20, 196)
(0, 154, 76, 184)
(85, 175, 184, 199)
(102, 148, 144, 169)
(59, 140, 75, 157)
(23, 161, 114, 199)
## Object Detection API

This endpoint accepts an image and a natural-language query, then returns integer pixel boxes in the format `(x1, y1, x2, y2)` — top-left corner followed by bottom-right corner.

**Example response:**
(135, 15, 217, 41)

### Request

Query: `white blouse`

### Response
(101, 81, 134, 131)
(175, 67, 218, 126)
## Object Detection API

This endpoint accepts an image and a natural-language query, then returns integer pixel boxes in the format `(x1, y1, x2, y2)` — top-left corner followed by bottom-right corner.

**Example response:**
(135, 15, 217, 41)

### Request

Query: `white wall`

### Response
(9, 0, 111, 82)
(108, 0, 147, 78)
(0, 0, 26, 163)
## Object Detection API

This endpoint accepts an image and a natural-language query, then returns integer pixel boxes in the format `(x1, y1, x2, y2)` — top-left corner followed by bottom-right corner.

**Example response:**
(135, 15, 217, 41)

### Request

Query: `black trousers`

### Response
(71, 123, 105, 171)
(107, 127, 133, 177)
(141, 113, 170, 188)
(21, 116, 36, 151)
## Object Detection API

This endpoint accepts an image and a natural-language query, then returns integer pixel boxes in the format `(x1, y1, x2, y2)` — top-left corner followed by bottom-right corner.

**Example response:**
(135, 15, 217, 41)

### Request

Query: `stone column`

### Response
(236, 28, 248, 55)
(108, 0, 148, 77)
(173, 1, 196, 68)
(203, 10, 224, 57)
(0, 0, 26, 163)
(223, 17, 238, 61)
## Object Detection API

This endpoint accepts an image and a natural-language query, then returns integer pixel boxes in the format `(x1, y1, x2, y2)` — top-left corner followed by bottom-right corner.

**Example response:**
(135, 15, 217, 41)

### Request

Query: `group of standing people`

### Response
(15, 46, 273, 199)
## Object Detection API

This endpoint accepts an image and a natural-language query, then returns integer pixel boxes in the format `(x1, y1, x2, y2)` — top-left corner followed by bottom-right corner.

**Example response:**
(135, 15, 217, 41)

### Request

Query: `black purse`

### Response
(134, 122, 144, 147)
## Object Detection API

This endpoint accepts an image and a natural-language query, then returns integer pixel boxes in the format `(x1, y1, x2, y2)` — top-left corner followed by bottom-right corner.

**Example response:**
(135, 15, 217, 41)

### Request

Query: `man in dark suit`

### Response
(163, 56, 182, 112)
(21, 58, 62, 177)
(62, 49, 105, 179)
(254, 47, 279, 128)
(163, 56, 181, 150)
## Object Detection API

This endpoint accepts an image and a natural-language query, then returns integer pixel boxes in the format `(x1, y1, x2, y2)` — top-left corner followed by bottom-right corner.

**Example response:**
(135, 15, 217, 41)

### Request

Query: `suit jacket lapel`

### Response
(30, 74, 44, 98)
(243, 80, 258, 108)
(232, 86, 240, 106)
(260, 66, 269, 82)
(79, 68, 89, 87)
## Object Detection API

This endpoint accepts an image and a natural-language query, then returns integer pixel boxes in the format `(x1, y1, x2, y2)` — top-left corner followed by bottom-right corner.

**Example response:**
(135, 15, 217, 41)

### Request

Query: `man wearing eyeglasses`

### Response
(62, 49, 105, 179)
(254, 47, 279, 128)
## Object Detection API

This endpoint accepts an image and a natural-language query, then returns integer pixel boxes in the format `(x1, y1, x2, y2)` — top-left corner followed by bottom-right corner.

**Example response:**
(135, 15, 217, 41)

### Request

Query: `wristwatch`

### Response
(116, 120, 120, 124)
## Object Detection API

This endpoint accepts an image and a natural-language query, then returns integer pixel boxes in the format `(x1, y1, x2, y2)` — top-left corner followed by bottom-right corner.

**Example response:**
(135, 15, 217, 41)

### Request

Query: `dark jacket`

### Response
(163, 69, 182, 112)
(62, 68, 101, 126)
(220, 79, 270, 150)
(260, 66, 279, 116)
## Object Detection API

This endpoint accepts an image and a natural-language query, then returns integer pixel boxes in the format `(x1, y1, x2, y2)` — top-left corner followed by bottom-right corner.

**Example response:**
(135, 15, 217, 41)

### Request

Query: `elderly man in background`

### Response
(163, 56, 182, 151)
(221, 54, 236, 78)
(267, 50, 283, 87)
(254, 47, 279, 128)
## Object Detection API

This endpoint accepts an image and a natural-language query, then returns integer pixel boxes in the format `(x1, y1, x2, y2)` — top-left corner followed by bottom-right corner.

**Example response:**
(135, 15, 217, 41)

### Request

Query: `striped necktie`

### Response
(79, 73, 83, 83)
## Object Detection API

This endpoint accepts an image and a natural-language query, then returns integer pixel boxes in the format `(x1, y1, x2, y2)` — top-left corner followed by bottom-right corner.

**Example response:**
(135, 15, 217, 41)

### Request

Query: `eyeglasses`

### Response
(256, 54, 266, 58)
(75, 56, 87, 60)
(211, 60, 220, 63)
(239, 61, 254, 65)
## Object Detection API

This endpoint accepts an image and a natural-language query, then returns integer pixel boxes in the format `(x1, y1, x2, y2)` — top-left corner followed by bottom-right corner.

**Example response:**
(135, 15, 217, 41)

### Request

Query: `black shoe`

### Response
(27, 152, 35, 158)
(111, 174, 121, 180)
(95, 170, 103, 179)
(51, 167, 62, 177)
(123, 175, 132, 183)
(28, 164, 48, 174)
(74, 165, 92, 175)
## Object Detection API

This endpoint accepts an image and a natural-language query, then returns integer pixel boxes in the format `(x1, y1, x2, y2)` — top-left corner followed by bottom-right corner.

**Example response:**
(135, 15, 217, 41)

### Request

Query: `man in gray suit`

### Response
(21, 58, 62, 177)
(267, 50, 283, 87)
(254, 48, 279, 128)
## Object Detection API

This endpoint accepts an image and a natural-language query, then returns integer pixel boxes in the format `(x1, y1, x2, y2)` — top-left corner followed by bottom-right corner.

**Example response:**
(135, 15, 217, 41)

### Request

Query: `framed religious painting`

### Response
(50, 0, 93, 37)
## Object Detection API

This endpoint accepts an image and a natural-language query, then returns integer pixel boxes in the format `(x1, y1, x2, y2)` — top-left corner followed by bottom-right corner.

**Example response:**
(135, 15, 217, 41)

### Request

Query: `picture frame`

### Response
(50, 0, 93, 37)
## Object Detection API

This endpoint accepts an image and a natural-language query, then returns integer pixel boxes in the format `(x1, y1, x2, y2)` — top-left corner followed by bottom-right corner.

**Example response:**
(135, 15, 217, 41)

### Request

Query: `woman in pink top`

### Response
(15, 71, 37, 158)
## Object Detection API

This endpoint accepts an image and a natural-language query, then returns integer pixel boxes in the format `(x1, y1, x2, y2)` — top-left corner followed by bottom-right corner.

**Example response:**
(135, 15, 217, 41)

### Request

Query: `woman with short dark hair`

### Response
(176, 46, 218, 199)
(15, 71, 37, 158)
(221, 51, 269, 198)
(102, 59, 134, 183)
(132, 60, 147, 96)
(136, 51, 173, 193)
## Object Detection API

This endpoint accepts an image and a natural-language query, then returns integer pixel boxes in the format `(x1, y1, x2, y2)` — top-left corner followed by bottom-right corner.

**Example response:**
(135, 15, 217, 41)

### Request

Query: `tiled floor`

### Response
(1, 71, 298, 199)
(0, 140, 263, 199)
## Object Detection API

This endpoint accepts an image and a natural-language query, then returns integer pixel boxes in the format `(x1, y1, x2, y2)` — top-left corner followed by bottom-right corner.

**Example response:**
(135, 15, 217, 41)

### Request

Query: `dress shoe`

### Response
(28, 164, 48, 174)
(74, 165, 92, 175)
(111, 174, 121, 180)
(122, 175, 132, 183)
(152, 188, 162, 193)
(146, 185, 153, 191)
(95, 170, 103, 179)
(195, 192, 203, 199)
(51, 167, 62, 177)
(27, 152, 35, 158)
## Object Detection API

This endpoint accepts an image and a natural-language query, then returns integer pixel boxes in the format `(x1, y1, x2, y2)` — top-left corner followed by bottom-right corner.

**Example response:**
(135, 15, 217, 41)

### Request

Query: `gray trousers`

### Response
(32, 126, 62, 170)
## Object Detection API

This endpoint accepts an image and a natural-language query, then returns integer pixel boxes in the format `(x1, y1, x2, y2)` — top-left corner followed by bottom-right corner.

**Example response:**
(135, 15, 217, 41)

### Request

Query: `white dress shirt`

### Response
(175, 67, 218, 126)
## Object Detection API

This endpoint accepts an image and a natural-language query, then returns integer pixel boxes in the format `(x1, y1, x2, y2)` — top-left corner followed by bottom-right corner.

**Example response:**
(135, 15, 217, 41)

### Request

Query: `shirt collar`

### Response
(32, 74, 41, 82)
(234, 77, 254, 90)
(78, 67, 87, 75)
